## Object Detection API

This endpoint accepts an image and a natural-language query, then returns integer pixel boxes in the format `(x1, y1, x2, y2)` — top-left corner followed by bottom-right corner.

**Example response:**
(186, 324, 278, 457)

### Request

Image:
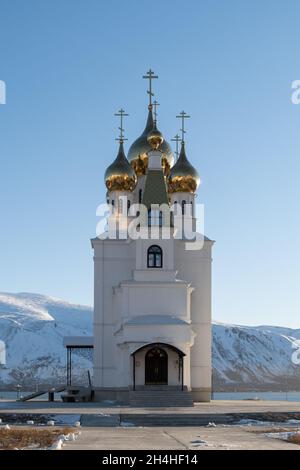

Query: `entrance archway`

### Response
(131, 343, 185, 390)
(145, 347, 168, 384)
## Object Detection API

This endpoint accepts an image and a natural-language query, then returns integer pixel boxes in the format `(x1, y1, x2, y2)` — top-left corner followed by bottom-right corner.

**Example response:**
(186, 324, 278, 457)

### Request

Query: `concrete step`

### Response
(120, 413, 235, 426)
(129, 389, 194, 408)
(130, 392, 190, 394)
(132, 388, 187, 391)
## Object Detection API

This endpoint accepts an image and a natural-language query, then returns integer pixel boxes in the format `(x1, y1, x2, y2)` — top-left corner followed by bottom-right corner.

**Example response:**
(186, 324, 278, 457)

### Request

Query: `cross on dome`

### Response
(153, 100, 160, 122)
(142, 69, 158, 108)
(171, 134, 181, 161)
(114, 108, 129, 143)
(176, 111, 191, 143)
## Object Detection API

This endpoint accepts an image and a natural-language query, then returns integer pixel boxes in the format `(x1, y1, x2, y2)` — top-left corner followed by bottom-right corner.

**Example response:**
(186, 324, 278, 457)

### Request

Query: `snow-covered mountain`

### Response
(0, 292, 299, 391)
(213, 322, 300, 390)
(0, 292, 93, 389)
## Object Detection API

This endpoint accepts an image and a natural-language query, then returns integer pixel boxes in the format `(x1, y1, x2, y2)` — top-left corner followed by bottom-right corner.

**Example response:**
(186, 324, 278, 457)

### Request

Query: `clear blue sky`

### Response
(0, 0, 299, 327)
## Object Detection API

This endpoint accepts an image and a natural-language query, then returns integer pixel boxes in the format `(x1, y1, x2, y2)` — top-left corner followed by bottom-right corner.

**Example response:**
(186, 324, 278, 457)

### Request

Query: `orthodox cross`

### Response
(153, 100, 160, 122)
(176, 110, 191, 142)
(142, 69, 158, 108)
(114, 108, 129, 142)
(171, 134, 181, 160)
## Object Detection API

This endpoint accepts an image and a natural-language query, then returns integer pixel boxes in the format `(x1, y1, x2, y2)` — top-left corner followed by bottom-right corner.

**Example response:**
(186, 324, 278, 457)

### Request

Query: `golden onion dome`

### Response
(147, 121, 164, 150)
(104, 141, 137, 192)
(127, 106, 174, 176)
(168, 141, 200, 193)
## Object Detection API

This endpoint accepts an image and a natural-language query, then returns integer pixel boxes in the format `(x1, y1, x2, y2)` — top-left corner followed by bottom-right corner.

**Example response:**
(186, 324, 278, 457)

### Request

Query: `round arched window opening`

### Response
(147, 245, 163, 268)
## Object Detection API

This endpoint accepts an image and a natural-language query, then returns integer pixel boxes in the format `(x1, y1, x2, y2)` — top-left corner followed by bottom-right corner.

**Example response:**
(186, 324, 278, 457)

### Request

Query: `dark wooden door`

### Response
(145, 347, 168, 384)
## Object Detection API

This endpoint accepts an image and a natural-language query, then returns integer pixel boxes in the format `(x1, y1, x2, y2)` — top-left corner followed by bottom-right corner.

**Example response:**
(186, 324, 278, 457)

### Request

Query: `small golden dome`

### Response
(127, 106, 174, 176)
(168, 141, 200, 193)
(105, 142, 137, 192)
(147, 122, 164, 150)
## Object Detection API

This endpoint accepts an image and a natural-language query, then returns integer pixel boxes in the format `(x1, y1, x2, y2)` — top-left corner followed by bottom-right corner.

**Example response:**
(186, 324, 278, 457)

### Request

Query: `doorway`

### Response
(145, 347, 168, 384)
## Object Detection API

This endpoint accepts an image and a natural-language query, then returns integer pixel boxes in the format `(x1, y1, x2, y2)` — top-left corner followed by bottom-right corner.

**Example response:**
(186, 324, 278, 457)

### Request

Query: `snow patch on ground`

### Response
(50, 431, 80, 450)
(50, 414, 81, 426)
(264, 431, 300, 441)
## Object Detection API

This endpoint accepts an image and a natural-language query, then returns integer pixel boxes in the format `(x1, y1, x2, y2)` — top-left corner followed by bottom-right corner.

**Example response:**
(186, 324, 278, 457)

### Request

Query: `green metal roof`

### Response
(142, 170, 169, 208)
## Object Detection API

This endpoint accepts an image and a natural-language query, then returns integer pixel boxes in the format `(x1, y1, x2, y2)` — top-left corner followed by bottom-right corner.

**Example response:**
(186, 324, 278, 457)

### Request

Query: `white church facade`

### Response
(90, 72, 214, 405)
(64, 71, 213, 405)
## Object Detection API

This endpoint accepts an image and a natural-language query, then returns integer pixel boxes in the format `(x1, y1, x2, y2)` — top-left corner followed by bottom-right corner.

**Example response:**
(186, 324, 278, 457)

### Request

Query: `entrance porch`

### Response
(131, 343, 185, 391)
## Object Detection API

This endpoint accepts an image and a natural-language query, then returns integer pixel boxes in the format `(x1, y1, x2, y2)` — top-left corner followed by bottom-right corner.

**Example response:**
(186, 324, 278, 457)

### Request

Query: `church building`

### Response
(90, 71, 214, 406)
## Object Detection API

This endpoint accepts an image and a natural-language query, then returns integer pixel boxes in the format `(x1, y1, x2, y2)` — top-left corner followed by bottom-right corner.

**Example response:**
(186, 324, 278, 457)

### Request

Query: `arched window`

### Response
(173, 200, 179, 215)
(148, 209, 163, 227)
(139, 189, 142, 204)
(147, 245, 163, 268)
(182, 200, 186, 215)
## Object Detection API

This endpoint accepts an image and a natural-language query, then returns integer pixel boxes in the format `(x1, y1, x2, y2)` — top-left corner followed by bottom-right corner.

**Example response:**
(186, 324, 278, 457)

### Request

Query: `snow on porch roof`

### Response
(63, 336, 94, 348)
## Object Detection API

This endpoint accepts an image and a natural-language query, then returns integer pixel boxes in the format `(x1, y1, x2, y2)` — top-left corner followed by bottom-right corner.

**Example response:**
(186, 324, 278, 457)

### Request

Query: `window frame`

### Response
(147, 244, 163, 268)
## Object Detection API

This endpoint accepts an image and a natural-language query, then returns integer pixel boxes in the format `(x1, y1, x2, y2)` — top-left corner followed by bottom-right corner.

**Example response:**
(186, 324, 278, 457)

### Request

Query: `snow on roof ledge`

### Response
(63, 336, 94, 347)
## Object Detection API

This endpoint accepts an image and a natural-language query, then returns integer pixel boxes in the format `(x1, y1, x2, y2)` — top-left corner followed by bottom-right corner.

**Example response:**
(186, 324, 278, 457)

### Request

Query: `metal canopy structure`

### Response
(63, 337, 94, 386)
